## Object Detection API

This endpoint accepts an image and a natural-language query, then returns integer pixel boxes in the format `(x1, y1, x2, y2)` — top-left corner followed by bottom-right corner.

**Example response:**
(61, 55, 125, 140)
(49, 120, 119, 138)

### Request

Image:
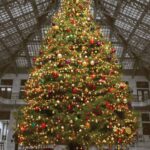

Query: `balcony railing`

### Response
(132, 95, 150, 107)
(0, 92, 25, 106)
(0, 92, 150, 107)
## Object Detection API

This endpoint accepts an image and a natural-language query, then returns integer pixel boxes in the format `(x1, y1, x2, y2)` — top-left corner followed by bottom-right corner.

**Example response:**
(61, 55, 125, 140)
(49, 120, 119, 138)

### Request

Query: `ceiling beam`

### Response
(29, 0, 43, 40)
(2, 0, 32, 69)
(94, 0, 150, 75)
(94, 1, 128, 52)
(0, 0, 60, 76)
(126, 3, 150, 43)
(113, 0, 123, 17)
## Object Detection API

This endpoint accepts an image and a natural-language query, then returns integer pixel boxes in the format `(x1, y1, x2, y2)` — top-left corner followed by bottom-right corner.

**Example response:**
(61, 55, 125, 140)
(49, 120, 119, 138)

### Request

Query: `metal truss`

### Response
(0, 0, 149, 78)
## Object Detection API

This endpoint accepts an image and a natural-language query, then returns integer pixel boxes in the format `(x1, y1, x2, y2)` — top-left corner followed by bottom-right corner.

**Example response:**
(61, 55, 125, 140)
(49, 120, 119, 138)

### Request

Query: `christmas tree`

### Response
(17, 0, 137, 149)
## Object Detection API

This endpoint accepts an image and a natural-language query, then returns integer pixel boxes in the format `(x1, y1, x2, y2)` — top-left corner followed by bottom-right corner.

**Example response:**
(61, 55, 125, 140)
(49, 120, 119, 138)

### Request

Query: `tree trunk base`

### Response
(68, 142, 84, 150)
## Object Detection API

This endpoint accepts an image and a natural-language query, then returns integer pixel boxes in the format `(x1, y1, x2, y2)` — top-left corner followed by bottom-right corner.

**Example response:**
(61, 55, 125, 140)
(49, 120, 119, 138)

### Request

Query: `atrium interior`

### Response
(0, 0, 150, 150)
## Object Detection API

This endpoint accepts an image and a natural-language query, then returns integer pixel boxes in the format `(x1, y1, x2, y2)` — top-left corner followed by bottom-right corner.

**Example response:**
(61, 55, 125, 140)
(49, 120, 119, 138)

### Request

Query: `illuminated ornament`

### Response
(57, 53, 62, 59)
(111, 48, 116, 53)
(19, 137, 25, 143)
(67, 104, 73, 111)
(99, 79, 106, 84)
(82, 61, 88, 66)
(118, 138, 122, 143)
(82, 31, 86, 36)
(70, 18, 76, 24)
(90, 74, 96, 79)
(72, 88, 79, 94)
(34, 106, 40, 112)
(41, 123, 47, 129)
(108, 87, 115, 93)
(87, 17, 91, 21)
(87, 83, 96, 90)
(121, 128, 125, 134)
(61, 126, 64, 130)
(102, 139, 106, 143)
(39, 51, 43, 55)
(31, 122, 36, 128)
(20, 126, 26, 132)
(119, 82, 126, 89)
(66, 28, 71, 33)
(32, 57, 36, 62)
(123, 98, 127, 103)
(105, 44, 109, 50)
(52, 25, 59, 30)
(90, 60, 95, 65)
(70, 120, 73, 124)
(75, 0, 79, 4)
(65, 59, 71, 64)
(85, 122, 90, 129)
(90, 37, 94, 44)
(97, 41, 102, 46)
(125, 127, 132, 135)
(52, 72, 59, 78)
(82, 46, 86, 51)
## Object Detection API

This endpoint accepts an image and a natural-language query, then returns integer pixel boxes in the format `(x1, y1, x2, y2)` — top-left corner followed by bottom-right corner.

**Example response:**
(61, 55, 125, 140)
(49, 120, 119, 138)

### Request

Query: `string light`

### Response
(17, 0, 137, 148)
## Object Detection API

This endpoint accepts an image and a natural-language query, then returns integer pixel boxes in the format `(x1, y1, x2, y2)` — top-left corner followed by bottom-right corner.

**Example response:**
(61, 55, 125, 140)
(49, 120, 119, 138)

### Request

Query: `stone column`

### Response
(6, 109, 16, 150)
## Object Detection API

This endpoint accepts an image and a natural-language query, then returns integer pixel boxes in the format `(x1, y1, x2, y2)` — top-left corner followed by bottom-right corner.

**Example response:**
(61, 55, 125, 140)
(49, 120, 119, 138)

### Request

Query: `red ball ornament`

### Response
(20, 126, 26, 132)
(78, 4, 83, 10)
(121, 128, 125, 134)
(105, 101, 110, 107)
(99, 79, 105, 84)
(108, 87, 115, 93)
(52, 72, 59, 78)
(90, 37, 94, 44)
(67, 104, 73, 111)
(39, 51, 43, 55)
(69, 46, 74, 50)
(70, 18, 76, 24)
(34, 106, 40, 112)
(41, 123, 47, 129)
(66, 28, 71, 33)
(118, 138, 122, 143)
(72, 88, 79, 94)
(90, 74, 96, 79)
(18, 137, 24, 143)
(119, 83, 126, 89)
(32, 57, 36, 62)
(87, 83, 96, 90)
(101, 75, 106, 80)
(111, 48, 116, 53)
(116, 129, 120, 134)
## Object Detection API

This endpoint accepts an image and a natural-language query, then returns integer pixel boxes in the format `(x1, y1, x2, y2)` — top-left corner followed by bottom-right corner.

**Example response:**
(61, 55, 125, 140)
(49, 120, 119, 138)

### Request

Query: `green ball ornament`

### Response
(66, 34, 76, 42)
(31, 122, 36, 127)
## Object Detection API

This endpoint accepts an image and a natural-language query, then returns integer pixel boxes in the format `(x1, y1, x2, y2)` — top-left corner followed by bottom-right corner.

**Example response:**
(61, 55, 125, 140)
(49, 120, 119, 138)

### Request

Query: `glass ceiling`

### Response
(0, 0, 150, 78)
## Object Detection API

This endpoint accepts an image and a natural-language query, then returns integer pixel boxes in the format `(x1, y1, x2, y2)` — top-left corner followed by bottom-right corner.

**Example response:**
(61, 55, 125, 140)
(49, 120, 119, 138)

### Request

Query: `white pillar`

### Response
(89, 145, 98, 150)
(6, 109, 16, 150)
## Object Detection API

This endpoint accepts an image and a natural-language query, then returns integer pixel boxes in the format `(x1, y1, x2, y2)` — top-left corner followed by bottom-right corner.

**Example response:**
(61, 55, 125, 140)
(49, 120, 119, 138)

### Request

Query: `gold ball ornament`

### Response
(75, 0, 79, 3)
(82, 46, 86, 51)
(82, 61, 88, 66)
(125, 127, 132, 135)
(85, 122, 90, 129)
(57, 53, 62, 59)
(52, 25, 59, 30)
(123, 98, 128, 103)
(82, 30, 86, 36)
(90, 60, 95, 65)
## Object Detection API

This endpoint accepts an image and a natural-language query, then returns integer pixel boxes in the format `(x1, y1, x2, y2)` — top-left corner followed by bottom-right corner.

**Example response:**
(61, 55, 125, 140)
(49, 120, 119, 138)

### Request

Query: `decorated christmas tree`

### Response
(17, 0, 137, 149)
